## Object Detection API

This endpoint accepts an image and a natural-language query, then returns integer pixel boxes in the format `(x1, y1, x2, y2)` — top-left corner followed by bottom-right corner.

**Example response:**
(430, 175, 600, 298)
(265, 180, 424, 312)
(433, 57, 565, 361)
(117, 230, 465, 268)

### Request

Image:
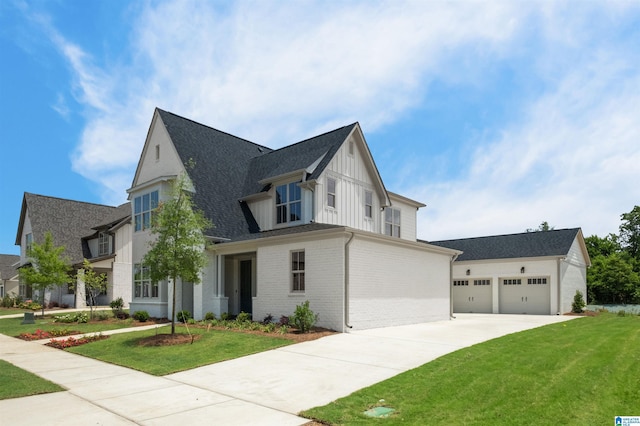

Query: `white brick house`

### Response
(128, 109, 459, 331)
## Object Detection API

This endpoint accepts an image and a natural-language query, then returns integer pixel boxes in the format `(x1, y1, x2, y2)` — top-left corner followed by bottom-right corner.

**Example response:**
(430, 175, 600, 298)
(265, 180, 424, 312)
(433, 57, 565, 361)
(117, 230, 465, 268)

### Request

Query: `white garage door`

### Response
(453, 279, 492, 313)
(499, 277, 550, 315)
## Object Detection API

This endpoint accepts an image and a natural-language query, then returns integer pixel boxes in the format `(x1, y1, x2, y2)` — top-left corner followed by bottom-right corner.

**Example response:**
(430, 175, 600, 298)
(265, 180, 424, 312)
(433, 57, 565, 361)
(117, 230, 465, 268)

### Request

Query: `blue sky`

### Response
(1, 1, 640, 255)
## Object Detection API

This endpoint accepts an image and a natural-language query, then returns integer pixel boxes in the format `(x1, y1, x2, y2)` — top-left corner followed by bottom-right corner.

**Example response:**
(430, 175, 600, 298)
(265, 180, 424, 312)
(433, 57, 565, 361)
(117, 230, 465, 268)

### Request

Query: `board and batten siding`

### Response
(253, 235, 345, 331)
(559, 237, 589, 313)
(348, 236, 451, 329)
(385, 194, 420, 241)
(315, 136, 381, 234)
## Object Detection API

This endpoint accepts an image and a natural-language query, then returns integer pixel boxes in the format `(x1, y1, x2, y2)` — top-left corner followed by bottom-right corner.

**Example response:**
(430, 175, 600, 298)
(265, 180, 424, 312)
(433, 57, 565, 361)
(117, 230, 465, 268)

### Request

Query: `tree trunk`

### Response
(171, 277, 176, 334)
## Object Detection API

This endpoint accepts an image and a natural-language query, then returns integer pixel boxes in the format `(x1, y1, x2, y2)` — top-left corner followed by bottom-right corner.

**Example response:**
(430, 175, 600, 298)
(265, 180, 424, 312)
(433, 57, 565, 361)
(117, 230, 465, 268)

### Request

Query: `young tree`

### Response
(18, 231, 72, 317)
(143, 173, 211, 334)
(76, 259, 108, 320)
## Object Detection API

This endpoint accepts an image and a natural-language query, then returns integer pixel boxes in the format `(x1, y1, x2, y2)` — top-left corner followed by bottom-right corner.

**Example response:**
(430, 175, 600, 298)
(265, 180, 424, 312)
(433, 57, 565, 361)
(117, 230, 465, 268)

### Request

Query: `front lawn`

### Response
(302, 313, 640, 425)
(67, 326, 294, 375)
(0, 360, 64, 400)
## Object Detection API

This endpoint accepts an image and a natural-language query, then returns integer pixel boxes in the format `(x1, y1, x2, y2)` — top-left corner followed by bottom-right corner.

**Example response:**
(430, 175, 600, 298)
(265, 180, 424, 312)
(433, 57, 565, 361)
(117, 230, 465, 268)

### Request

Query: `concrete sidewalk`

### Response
(0, 314, 576, 425)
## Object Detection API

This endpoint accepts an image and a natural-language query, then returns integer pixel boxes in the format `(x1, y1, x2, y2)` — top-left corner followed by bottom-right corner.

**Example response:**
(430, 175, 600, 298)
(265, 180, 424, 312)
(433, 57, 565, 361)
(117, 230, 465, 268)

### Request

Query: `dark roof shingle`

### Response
(0, 254, 19, 280)
(429, 228, 581, 261)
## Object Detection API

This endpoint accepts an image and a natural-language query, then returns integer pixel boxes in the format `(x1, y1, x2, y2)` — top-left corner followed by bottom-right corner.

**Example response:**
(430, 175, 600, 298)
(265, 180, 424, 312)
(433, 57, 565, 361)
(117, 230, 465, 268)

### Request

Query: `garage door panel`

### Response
(499, 277, 550, 315)
(453, 279, 492, 313)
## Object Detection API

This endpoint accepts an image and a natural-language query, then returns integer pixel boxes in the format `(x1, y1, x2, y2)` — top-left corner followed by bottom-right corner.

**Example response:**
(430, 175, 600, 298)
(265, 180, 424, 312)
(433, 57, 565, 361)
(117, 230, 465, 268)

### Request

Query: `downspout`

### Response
(344, 231, 355, 330)
(556, 257, 565, 315)
(450, 253, 459, 319)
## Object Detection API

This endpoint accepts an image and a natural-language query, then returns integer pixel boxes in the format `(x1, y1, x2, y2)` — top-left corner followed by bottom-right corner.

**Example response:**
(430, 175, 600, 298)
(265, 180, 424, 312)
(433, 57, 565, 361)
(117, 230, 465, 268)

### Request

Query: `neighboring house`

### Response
(128, 108, 460, 331)
(15, 193, 132, 308)
(0, 254, 20, 298)
(430, 228, 591, 315)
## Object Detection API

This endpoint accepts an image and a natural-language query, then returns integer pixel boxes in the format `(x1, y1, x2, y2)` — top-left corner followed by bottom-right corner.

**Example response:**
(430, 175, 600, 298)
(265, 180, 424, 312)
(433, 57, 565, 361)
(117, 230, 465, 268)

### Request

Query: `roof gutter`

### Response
(344, 231, 355, 330)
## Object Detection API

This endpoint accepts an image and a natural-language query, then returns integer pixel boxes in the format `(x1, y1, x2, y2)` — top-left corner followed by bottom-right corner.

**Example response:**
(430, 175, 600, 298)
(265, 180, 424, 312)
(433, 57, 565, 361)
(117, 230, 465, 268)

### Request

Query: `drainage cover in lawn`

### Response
(364, 407, 395, 418)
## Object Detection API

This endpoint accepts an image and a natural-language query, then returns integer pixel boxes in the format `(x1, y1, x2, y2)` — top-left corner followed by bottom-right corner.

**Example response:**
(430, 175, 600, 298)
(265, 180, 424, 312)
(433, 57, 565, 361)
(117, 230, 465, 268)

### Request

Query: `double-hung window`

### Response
(384, 207, 401, 238)
(291, 250, 305, 292)
(98, 232, 110, 256)
(364, 191, 373, 218)
(134, 190, 159, 232)
(276, 183, 301, 224)
(327, 178, 336, 208)
(134, 263, 157, 298)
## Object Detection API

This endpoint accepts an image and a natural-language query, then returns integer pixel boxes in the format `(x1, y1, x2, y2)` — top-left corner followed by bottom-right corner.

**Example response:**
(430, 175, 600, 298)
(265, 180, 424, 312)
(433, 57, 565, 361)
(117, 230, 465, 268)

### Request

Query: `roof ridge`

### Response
(432, 228, 581, 243)
(261, 122, 357, 156)
(156, 108, 273, 152)
(25, 192, 118, 209)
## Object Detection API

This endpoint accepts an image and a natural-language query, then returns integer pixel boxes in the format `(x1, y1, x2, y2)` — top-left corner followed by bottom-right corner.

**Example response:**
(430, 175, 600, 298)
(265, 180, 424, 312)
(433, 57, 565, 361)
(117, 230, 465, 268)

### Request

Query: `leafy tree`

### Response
(76, 259, 108, 320)
(526, 221, 554, 232)
(585, 234, 621, 258)
(619, 206, 640, 261)
(587, 253, 640, 304)
(143, 173, 211, 334)
(18, 231, 72, 317)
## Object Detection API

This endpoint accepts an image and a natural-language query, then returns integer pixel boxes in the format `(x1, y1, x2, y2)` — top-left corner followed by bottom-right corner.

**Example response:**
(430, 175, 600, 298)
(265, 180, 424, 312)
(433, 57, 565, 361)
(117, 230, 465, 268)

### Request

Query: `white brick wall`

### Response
(348, 236, 451, 329)
(254, 235, 345, 331)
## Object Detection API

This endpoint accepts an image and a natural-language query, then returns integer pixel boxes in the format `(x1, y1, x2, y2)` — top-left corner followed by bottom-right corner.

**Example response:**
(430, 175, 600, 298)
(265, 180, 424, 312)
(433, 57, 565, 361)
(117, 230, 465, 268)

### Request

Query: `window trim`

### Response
(327, 178, 336, 209)
(98, 232, 110, 256)
(384, 207, 401, 238)
(134, 190, 159, 232)
(364, 190, 373, 219)
(275, 182, 302, 225)
(291, 250, 305, 293)
(134, 263, 158, 299)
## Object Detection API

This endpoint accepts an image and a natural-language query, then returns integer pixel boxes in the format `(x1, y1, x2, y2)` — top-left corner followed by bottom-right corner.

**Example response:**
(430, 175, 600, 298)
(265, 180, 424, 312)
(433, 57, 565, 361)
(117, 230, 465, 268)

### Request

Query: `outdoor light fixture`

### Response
(466, 269, 470, 276)
(521, 267, 525, 274)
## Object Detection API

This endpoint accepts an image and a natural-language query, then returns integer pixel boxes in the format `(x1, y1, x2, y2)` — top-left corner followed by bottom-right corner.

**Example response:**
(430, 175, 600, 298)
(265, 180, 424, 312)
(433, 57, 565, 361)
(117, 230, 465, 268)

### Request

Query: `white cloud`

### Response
(414, 40, 640, 241)
(50, 1, 528, 203)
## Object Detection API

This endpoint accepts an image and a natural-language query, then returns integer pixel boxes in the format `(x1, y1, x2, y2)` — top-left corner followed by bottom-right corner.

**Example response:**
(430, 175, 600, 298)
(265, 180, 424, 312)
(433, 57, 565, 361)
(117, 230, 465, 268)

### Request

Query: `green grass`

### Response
(0, 360, 64, 400)
(302, 314, 640, 425)
(67, 326, 293, 375)
(0, 307, 29, 316)
(0, 314, 141, 337)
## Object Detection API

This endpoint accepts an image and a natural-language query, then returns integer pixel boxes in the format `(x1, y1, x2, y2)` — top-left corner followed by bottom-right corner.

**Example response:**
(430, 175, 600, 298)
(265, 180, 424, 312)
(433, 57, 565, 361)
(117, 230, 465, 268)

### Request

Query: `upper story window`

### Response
(98, 232, 110, 256)
(134, 190, 159, 232)
(364, 191, 373, 218)
(327, 178, 336, 208)
(276, 183, 301, 224)
(384, 207, 401, 238)
(25, 233, 33, 252)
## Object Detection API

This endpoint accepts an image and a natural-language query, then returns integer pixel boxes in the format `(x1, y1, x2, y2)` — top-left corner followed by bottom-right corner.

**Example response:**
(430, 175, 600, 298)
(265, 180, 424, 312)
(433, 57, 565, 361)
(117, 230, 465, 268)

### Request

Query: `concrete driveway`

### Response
(0, 314, 575, 425)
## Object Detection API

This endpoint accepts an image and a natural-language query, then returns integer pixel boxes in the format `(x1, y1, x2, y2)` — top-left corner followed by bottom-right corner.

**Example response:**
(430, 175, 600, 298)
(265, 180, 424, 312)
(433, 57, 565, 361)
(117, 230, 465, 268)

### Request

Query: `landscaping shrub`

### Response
(177, 310, 192, 323)
(2, 295, 15, 308)
(572, 290, 586, 313)
(617, 310, 627, 317)
(95, 312, 111, 321)
(204, 312, 216, 321)
(115, 311, 130, 320)
(19, 300, 42, 311)
(290, 300, 319, 333)
(110, 297, 124, 316)
(53, 312, 89, 323)
(220, 312, 231, 321)
(262, 313, 274, 324)
(133, 310, 150, 322)
(279, 315, 289, 326)
(236, 311, 251, 323)
(47, 301, 60, 309)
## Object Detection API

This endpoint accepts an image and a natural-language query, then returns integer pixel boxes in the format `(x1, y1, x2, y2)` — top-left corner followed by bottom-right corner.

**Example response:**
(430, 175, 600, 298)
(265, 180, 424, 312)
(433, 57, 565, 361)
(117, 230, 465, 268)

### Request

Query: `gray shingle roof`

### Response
(428, 228, 581, 261)
(0, 254, 19, 280)
(157, 109, 357, 240)
(242, 124, 357, 196)
(16, 193, 126, 265)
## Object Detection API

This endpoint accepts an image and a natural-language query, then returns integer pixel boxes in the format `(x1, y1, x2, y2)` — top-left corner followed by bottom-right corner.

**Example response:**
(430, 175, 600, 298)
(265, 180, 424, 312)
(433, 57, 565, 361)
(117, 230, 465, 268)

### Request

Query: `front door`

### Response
(240, 260, 252, 314)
